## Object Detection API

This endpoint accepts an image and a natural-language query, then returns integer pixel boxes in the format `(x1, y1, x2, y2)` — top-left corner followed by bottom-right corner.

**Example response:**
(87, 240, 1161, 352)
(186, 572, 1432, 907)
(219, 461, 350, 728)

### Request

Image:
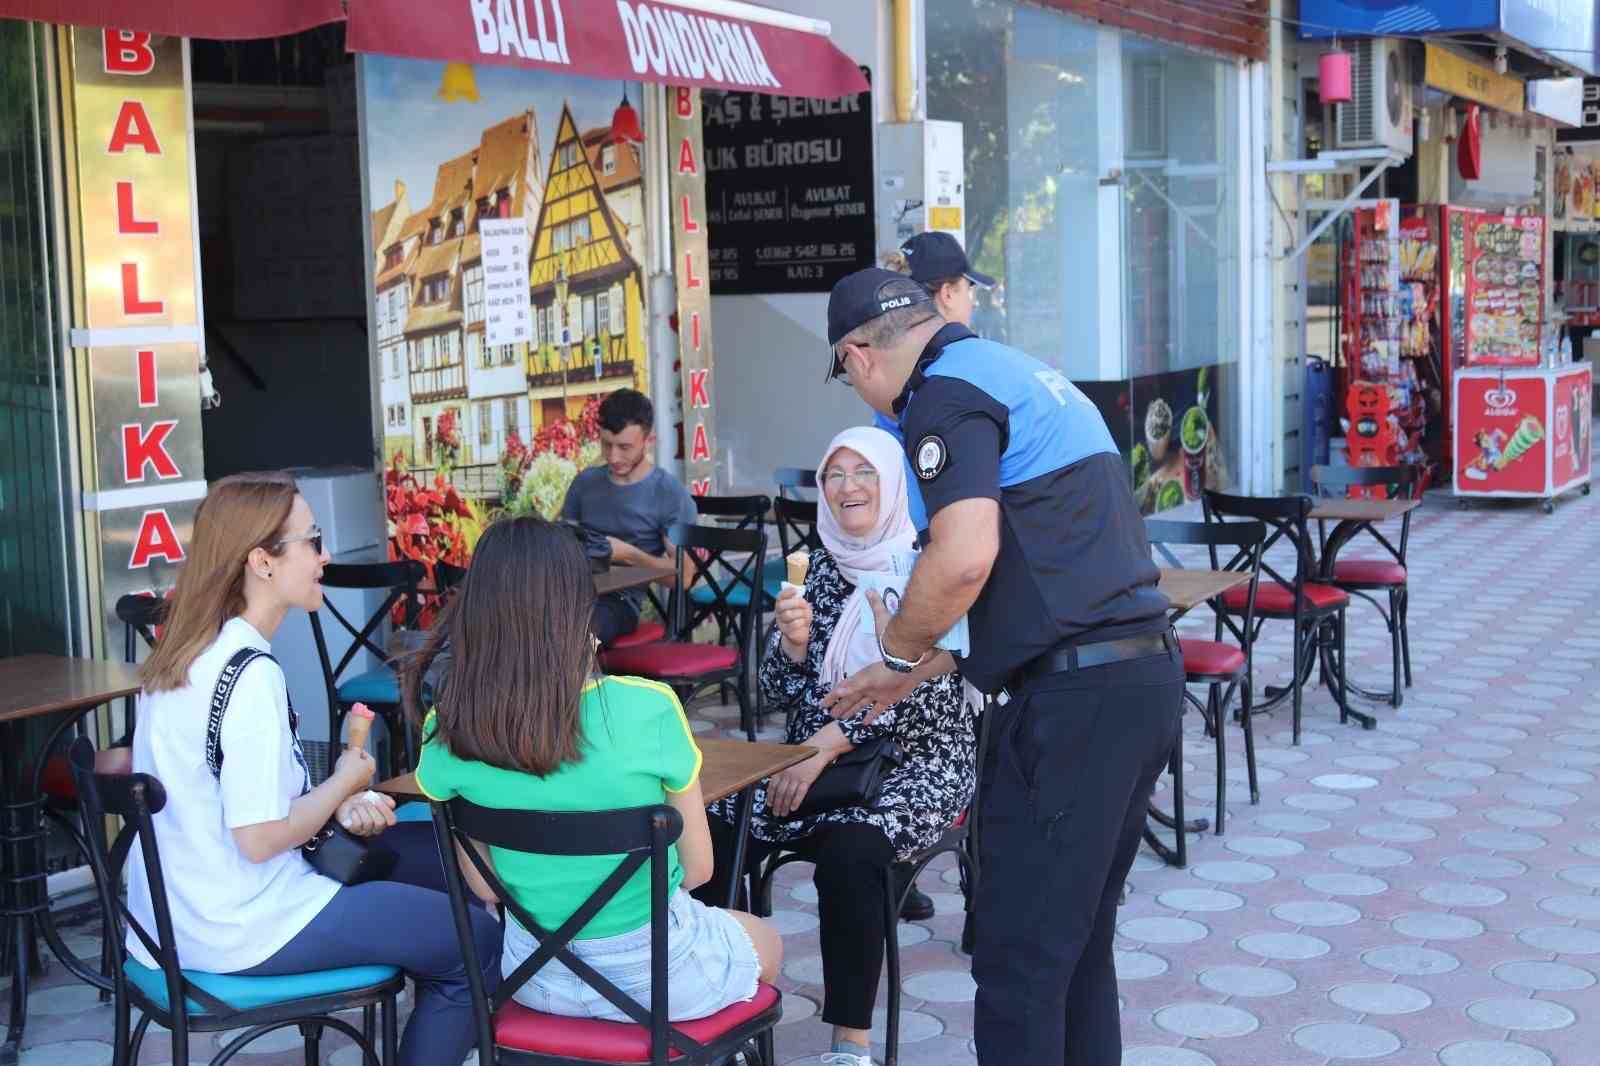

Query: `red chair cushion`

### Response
(1221, 582, 1348, 615)
(493, 981, 780, 1060)
(599, 642, 739, 678)
(1180, 639, 1246, 677)
(604, 622, 667, 650)
(1332, 559, 1407, 586)
(40, 755, 75, 802)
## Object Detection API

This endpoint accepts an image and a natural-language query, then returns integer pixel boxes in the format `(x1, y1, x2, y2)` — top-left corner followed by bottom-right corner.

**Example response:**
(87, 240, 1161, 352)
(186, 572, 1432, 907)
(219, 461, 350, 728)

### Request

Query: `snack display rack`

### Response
(1339, 200, 1427, 479)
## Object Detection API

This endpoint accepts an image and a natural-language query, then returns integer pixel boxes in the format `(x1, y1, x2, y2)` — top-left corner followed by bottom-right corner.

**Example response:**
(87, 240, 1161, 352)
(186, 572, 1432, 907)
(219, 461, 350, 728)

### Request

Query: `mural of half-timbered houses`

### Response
(404, 150, 473, 466)
(527, 104, 647, 429)
(462, 111, 543, 472)
(374, 181, 422, 465)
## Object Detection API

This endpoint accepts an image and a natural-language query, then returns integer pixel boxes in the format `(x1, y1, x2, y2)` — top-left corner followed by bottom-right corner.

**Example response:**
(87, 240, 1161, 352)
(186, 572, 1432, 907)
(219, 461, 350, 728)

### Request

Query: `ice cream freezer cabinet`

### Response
(1453, 364, 1593, 512)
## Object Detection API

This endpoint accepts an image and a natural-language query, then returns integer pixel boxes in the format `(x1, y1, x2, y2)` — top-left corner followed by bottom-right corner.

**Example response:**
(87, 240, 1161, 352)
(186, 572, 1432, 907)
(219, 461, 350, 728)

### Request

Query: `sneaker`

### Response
(821, 1050, 875, 1066)
(894, 862, 935, 921)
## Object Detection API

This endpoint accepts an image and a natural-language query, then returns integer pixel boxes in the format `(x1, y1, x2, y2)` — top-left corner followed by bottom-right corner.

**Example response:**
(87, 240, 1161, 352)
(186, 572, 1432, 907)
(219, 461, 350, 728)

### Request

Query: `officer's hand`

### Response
(821, 662, 919, 724)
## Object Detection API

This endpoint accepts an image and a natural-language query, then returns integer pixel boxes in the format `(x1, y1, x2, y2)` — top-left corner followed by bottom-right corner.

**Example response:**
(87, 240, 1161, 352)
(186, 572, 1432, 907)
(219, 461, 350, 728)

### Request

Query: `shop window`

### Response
(608, 282, 625, 335)
(927, 0, 1241, 500)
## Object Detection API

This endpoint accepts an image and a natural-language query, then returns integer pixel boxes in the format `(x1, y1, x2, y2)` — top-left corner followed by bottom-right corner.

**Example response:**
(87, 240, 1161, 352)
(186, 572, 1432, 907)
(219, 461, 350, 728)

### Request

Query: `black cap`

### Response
(899, 231, 995, 288)
(825, 269, 934, 378)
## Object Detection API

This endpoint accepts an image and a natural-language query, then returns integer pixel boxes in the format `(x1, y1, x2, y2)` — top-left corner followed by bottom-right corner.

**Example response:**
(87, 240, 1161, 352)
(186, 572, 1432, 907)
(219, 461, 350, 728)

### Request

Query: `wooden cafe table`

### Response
(0, 655, 144, 1064)
(378, 737, 814, 908)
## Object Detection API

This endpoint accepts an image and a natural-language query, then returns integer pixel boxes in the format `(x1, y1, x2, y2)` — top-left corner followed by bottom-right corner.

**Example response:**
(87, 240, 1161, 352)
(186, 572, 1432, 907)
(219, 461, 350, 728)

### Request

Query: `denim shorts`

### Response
(502, 889, 760, 1022)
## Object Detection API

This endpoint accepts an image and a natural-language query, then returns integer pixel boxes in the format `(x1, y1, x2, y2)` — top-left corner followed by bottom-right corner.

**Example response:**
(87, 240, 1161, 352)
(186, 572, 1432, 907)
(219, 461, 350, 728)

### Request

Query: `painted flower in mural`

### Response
(384, 452, 482, 628)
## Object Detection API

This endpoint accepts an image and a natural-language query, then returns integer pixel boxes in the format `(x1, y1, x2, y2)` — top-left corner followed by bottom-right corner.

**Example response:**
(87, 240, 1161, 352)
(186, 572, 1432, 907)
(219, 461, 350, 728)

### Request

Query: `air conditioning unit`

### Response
(1334, 38, 1414, 156)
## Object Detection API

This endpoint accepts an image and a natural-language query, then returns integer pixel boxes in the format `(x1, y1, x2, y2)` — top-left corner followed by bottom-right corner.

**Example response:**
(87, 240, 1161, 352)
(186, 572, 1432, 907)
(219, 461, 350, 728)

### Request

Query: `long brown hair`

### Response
(403, 515, 596, 776)
(141, 471, 299, 692)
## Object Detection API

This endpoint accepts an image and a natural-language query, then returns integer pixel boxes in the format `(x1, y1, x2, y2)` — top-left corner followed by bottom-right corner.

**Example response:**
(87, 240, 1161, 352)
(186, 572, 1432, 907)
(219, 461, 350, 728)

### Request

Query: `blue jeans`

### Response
(236, 823, 500, 1066)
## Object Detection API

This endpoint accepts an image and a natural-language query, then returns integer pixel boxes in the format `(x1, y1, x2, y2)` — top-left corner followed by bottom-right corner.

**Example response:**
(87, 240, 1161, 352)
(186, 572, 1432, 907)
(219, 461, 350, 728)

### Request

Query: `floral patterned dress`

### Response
(709, 547, 978, 861)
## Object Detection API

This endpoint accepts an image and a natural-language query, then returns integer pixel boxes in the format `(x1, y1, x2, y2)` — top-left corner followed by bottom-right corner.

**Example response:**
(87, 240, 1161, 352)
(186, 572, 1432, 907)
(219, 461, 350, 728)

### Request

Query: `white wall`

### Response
(710, 0, 900, 490)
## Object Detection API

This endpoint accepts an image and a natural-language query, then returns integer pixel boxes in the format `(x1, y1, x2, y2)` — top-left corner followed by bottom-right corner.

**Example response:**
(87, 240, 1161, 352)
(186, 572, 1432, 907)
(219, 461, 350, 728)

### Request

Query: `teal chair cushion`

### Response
(336, 667, 400, 706)
(689, 583, 752, 609)
(395, 801, 432, 823)
(123, 959, 399, 1015)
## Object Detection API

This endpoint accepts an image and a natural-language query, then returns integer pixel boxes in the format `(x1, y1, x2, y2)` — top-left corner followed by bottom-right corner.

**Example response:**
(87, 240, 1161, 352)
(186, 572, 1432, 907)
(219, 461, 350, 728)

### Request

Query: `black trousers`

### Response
(697, 815, 894, 1031)
(972, 643, 1184, 1066)
(591, 591, 640, 645)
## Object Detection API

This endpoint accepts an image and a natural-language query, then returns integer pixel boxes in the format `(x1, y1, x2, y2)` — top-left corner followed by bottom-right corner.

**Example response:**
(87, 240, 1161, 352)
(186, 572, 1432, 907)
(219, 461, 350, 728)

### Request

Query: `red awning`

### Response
(347, 0, 868, 99)
(0, 0, 345, 40)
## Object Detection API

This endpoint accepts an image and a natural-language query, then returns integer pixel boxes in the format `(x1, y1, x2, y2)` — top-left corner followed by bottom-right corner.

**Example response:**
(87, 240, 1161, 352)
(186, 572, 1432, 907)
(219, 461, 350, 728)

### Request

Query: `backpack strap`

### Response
(205, 647, 278, 781)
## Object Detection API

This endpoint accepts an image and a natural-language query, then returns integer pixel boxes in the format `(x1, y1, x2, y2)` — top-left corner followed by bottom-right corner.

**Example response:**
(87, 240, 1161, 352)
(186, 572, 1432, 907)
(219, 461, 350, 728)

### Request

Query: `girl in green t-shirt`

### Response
(403, 516, 781, 1022)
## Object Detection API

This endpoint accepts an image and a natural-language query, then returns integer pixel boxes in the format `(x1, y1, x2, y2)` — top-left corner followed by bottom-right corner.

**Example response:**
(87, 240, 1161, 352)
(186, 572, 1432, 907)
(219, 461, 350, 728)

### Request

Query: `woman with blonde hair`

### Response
(129, 471, 499, 1066)
(883, 230, 993, 329)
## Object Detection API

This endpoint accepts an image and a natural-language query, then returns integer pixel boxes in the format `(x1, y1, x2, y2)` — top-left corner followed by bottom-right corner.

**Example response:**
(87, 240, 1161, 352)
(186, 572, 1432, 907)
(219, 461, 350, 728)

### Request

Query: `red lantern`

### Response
(1319, 50, 1353, 105)
(609, 85, 643, 146)
(1458, 104, 1482, 181)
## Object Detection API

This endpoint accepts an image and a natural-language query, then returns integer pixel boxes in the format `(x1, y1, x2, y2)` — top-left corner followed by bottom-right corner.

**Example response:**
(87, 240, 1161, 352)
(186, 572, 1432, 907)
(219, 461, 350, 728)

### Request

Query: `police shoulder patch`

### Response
(914, 435, 947, 480)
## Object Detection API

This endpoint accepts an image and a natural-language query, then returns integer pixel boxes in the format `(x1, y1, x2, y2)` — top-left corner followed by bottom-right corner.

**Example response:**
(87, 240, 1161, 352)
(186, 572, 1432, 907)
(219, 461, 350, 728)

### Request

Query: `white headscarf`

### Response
(816, 427, 917, 688)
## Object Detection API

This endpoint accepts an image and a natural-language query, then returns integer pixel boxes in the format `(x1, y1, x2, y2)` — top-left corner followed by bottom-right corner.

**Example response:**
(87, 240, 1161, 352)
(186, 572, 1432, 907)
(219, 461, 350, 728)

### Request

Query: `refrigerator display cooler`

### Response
(1453, 364, 1592, 511)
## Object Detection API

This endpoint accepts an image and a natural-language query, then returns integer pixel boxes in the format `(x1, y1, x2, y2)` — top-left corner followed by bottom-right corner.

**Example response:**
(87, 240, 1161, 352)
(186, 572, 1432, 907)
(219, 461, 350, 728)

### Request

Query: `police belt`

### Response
(1014, 629, 1176, 686)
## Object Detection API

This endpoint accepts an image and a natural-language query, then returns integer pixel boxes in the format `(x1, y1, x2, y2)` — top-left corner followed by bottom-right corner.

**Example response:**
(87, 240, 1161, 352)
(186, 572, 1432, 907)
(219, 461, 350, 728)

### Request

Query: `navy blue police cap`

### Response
(826, 268, 933, 379)
(899, 231, 995, 288)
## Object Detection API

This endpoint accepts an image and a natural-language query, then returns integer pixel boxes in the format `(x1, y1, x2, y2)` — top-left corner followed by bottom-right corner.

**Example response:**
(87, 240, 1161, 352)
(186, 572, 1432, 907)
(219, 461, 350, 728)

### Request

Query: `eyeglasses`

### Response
(276, 526, 323, 555)
(822, 468, 879, 490)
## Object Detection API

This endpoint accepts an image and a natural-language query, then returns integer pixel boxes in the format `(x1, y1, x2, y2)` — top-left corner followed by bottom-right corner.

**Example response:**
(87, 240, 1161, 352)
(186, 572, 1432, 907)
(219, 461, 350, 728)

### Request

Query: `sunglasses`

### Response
(276, 525, 323, 555)
(827, 341, 868, 383)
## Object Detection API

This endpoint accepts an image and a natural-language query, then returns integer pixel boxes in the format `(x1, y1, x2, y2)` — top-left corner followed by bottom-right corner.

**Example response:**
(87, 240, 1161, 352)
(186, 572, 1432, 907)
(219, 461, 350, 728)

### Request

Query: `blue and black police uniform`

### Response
(876, 317, 1185, 1065)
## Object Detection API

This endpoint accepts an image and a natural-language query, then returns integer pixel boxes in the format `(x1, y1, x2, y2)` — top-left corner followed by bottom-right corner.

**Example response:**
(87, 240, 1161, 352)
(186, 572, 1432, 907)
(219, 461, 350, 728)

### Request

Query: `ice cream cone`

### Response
(786, 551, 810, 586)
(1497, 416, 1545, 467)
(346, 703, 376, 751)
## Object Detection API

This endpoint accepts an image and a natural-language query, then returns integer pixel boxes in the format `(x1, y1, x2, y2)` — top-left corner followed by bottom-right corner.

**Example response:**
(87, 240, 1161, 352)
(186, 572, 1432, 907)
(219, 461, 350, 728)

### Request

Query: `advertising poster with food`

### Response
(1455, 375, 1548, 495)
(1463, 214, 1542, 367)
(1129, 367, 1229, 515)
(1554, 367, 1593, 488)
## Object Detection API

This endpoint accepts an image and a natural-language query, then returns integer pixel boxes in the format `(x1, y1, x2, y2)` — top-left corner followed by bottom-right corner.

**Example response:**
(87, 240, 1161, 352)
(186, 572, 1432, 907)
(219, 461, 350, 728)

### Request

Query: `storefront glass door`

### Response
(0, 20, 76, 657)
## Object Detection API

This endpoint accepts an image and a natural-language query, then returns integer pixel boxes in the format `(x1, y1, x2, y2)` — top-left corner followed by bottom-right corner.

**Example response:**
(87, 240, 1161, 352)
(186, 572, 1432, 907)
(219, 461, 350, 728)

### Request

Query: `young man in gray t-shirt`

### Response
(561, 389, 697, 643)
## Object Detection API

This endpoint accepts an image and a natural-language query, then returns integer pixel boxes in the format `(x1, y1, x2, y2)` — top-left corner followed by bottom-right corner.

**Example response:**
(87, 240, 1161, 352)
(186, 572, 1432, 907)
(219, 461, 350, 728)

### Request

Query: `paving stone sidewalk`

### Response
(10, 476, 1600, 1065)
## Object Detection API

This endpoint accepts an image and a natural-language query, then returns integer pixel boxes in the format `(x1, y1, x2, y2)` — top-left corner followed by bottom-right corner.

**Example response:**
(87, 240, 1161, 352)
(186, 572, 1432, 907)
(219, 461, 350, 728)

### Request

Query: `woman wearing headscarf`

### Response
(697, 426, 978, 1066)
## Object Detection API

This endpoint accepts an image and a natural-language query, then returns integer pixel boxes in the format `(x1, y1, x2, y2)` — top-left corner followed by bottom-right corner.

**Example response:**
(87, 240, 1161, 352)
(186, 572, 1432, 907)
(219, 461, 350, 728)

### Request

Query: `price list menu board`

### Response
(703, 71, 874, 295)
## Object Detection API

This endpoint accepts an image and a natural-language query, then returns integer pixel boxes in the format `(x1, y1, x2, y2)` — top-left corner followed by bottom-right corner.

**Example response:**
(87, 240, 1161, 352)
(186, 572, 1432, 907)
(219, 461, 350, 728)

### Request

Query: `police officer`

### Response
(820, 268, 1184, 1066)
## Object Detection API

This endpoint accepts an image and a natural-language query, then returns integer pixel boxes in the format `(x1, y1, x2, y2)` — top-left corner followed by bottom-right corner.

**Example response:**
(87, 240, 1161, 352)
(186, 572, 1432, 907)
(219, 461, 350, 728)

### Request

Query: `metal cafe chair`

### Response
(601, 524, 768, 740)
(308, 558, 427, 778)
(1203, 490, 1361, 741)
(773, 466, 818, 501)
(1309, 464, 1421, 708)
(1146, 517, 1266, 842)
(67, 737, 403, 1066)
(432, 798, 782, 1066)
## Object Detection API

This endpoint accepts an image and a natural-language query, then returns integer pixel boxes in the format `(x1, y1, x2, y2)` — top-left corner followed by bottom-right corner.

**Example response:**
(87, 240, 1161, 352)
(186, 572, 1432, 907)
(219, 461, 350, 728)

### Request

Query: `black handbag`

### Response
(206, 648, 395, 886)
(790, 736, 905, 818)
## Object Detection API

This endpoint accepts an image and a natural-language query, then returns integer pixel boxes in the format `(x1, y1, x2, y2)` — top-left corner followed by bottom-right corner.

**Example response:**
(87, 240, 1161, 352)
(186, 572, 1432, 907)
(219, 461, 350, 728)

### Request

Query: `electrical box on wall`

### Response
(876, 120, 966, 257)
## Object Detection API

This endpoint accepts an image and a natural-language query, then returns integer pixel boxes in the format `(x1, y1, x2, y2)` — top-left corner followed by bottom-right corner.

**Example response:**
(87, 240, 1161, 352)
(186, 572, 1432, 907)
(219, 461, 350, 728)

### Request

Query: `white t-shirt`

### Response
(125, 617, 340, 973)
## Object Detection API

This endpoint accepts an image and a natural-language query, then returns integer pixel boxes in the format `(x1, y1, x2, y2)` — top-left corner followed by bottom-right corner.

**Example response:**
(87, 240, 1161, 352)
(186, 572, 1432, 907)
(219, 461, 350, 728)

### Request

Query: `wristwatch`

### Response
(878, 631, 927, 674)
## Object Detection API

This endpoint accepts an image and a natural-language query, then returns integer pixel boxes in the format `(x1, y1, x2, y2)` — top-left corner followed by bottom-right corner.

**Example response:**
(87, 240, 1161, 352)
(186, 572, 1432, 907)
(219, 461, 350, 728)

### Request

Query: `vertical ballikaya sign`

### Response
(668, 85, 716, 496)
(68, 28, 205, 640)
